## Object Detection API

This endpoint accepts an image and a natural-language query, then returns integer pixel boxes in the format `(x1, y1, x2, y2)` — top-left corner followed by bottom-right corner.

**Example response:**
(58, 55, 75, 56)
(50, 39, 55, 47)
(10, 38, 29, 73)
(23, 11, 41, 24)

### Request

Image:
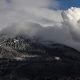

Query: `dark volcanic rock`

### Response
(0, 35, 80, 79)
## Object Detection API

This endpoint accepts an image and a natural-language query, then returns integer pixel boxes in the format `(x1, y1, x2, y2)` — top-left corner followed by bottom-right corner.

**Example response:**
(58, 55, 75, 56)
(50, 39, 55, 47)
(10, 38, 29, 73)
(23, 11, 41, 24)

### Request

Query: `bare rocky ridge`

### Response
(0, 35, 80, 80)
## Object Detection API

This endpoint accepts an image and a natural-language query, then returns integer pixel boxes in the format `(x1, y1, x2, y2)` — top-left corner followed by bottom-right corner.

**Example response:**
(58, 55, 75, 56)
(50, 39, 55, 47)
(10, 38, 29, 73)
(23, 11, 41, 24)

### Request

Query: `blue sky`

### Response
(51, 0, 80, 10)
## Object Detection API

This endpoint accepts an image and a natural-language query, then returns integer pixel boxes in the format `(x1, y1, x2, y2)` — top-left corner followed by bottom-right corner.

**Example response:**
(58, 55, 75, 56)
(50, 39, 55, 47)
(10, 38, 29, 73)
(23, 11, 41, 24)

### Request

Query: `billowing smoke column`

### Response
(62, 7, 80, 41)
(0, 0, 80, 51)
(61, 7, 80, 50)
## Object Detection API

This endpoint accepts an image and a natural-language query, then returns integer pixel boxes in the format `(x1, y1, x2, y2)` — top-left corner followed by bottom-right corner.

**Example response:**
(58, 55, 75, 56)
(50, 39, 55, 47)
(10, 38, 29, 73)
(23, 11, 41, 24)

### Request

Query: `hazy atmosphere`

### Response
(0, 0, 80, 51)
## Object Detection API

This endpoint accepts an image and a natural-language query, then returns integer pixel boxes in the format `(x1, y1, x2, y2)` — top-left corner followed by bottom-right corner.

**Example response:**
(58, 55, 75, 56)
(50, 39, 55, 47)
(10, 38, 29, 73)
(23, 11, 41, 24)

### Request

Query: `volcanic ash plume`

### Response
(0, 1, 80, 51)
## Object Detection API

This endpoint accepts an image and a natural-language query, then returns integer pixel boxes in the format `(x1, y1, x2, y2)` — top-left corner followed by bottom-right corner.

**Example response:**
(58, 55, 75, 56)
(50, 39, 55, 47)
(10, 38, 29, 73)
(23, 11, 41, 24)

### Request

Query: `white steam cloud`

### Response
(0, 0, 80, 51)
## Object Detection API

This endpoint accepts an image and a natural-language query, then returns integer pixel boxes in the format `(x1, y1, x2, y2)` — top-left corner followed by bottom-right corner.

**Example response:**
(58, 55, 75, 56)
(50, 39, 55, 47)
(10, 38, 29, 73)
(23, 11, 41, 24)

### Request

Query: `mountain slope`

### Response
(0, 35, 80, 79)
